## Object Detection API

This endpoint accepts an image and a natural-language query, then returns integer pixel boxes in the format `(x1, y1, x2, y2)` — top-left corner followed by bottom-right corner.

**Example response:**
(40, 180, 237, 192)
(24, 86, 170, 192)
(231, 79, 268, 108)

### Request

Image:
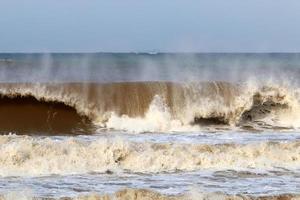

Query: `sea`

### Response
(0, 53, 299, 200)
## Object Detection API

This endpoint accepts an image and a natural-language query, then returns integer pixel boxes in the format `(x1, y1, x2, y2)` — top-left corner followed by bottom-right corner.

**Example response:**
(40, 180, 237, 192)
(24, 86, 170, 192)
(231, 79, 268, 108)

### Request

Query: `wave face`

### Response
(0, 81, 299, 134)
(0, 135, 299, 176)
(0, 95, 92, 135)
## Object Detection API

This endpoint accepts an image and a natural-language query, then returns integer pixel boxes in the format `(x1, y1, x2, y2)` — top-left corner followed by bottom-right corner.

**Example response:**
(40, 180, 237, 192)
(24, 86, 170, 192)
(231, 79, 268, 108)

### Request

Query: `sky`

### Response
(0, 0, 300, 52)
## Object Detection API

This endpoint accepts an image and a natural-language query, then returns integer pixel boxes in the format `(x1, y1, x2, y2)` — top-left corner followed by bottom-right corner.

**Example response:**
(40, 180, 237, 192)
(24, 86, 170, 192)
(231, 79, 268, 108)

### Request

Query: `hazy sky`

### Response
(0, 0, 300, 52)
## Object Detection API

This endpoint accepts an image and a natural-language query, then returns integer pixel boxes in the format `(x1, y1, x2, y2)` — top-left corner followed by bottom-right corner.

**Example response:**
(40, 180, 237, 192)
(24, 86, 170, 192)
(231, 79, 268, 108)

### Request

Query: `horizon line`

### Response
(1, 51, 300, 54)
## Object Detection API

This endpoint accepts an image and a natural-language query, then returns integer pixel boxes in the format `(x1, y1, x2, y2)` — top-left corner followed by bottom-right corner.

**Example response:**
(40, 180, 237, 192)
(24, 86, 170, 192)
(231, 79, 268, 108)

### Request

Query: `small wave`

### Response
(0, 188, 299, 200)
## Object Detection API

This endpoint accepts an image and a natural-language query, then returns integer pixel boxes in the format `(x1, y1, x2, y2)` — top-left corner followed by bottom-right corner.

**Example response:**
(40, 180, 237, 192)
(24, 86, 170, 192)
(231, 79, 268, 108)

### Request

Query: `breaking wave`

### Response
(0, 135, 299, 176)
(0, 81, 300, 134)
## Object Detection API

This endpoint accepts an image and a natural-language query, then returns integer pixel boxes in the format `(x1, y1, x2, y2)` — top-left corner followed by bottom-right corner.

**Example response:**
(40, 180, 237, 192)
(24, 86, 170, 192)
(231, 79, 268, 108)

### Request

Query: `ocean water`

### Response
(0, 53, 300, 200)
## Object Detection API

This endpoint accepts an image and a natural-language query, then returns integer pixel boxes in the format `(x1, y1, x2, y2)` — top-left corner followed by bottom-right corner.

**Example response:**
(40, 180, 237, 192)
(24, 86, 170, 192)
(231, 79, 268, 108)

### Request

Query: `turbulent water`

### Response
(0, 53, 300, 200)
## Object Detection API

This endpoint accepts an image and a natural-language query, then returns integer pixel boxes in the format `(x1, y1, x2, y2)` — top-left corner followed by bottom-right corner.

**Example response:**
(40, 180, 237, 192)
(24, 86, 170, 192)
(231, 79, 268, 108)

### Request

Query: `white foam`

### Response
(103, 95, 199, 133)
(0, 135, 299, 177)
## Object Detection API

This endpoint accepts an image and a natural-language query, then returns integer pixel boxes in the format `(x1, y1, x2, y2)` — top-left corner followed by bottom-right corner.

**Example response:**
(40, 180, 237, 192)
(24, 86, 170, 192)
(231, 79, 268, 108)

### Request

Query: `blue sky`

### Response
(0, 0, 300, 52)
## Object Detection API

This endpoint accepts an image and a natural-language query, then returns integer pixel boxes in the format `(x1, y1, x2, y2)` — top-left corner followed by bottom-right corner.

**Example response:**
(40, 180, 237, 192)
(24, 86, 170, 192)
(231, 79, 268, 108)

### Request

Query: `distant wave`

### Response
(0, 81, 299, 134)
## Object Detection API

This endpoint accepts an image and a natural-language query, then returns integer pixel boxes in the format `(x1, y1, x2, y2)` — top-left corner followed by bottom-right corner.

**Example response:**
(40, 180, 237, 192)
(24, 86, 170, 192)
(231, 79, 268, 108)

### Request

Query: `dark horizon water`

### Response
(1, 52, 300, 83)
